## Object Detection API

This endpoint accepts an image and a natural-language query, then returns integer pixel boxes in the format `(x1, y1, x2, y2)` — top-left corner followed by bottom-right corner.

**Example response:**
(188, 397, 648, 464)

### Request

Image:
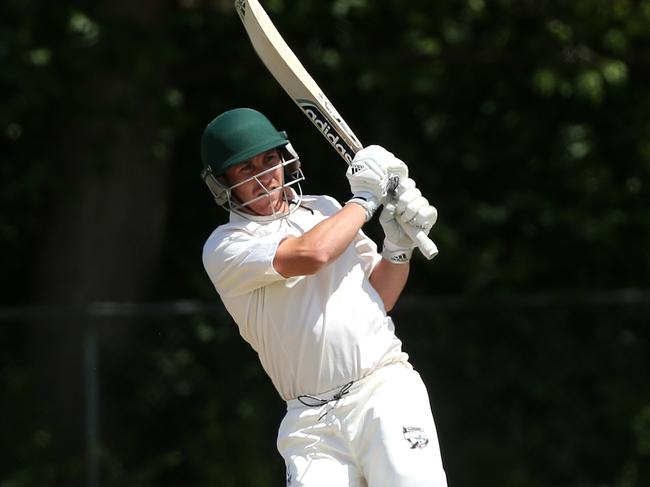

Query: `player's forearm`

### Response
(369, 259, 410, 312)
(274, 203, 366, 277)
(301, 203, 367, 259)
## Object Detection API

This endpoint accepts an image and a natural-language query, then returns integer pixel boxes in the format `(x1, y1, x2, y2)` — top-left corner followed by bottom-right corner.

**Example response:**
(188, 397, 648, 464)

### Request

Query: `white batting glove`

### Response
(379, 202, 417, 264)
(384, 150, 408, 190)
(345, 145, 397, 221)
(380, 178, 437, 263)
(394, 178, 438, 232)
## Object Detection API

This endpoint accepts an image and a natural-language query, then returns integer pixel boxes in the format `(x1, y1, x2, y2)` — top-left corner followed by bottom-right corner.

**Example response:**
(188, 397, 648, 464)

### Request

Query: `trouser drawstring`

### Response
(296, 381, 354, 420)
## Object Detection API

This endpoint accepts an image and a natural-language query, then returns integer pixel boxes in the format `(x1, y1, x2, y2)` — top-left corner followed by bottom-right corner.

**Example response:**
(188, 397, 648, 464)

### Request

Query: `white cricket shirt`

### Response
(202, 195, 409, 401)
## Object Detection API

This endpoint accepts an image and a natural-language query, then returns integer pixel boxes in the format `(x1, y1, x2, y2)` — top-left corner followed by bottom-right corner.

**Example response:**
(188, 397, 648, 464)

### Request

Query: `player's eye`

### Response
(239, 163, 254, 175)
(264, 153, 279, 165)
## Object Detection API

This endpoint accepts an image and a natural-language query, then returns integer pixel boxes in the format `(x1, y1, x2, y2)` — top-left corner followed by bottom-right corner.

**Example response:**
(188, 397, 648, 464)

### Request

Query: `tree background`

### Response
(1, 0, 649, 486)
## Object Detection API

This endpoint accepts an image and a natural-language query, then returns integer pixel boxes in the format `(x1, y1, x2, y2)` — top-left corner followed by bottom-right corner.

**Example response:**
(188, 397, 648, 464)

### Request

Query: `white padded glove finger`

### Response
(393, 177, 438, 235)
(409, 204, 438, 230)
(397, 202, 437, 240)
(356, 145, 398, 169)
(400, 195, 429, 223)
(396, 177, 416, 193)
(356, 145, 392, 159)
(386, 156, 408, 184)
(395, 186, 422, 215)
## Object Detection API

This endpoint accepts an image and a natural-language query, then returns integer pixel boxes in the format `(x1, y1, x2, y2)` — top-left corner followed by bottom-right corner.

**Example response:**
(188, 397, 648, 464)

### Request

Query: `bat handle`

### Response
(402, 223, 439, 260)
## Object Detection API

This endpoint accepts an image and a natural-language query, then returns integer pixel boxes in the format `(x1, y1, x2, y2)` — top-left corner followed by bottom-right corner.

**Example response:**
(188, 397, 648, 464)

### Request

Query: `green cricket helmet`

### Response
(201, 107, 289, 176)
(200, 108, 304, 219)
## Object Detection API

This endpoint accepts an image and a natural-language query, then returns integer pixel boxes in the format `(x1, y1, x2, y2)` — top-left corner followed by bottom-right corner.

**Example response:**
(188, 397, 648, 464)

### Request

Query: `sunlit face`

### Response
(223, 148, 288, 216)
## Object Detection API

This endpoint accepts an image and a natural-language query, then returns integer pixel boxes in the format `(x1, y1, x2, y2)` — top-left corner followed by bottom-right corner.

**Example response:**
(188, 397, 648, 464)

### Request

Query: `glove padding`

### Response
(393, 178, 437, 231)
(379, 202, 417, 264)
(346, 145, 408, 221)
(380, 178, 438, 263)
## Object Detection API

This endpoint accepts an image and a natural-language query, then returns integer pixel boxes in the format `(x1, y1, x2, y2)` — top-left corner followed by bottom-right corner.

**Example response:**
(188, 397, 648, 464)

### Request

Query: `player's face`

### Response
(224, 149, 288, 216)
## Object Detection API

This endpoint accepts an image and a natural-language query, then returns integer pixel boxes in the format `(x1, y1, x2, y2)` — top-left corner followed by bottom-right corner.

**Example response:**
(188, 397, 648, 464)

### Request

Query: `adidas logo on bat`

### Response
(298, 100, 354, 163)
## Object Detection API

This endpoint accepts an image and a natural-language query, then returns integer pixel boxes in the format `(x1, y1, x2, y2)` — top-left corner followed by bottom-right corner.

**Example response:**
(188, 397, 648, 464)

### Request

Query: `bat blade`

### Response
(236, 0, 438, 260)
(236, 0, 361, 163)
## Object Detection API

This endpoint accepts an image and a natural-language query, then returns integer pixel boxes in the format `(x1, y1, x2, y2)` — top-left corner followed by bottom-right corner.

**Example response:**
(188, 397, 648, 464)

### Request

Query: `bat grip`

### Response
(387, 176, 439, 260)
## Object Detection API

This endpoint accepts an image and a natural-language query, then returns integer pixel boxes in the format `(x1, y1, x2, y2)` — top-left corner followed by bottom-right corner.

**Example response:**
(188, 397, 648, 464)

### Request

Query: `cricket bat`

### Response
(235, 0, 438, 259)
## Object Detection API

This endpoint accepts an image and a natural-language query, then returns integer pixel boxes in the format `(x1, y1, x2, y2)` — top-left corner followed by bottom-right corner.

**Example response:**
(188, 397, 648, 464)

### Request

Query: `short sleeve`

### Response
(203, 228, 286, 298)
(353, 229, 381, 277)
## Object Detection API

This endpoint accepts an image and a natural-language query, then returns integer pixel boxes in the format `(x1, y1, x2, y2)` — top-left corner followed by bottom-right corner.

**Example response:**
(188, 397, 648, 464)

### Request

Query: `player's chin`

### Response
(248, 198, 279, 216)
(244, 187, 285, 215)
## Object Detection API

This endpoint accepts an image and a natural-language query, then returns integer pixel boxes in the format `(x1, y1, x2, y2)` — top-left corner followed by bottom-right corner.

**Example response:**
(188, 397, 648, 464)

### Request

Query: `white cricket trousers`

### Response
(277, 362, 448, 487)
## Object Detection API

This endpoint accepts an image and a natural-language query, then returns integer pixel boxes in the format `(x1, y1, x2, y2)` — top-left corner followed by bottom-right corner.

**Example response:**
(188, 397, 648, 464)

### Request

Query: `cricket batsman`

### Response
(201, 107, 447, 486)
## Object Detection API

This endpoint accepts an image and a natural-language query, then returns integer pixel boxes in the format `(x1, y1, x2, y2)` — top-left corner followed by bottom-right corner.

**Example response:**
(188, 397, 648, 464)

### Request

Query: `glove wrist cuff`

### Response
(381, 238, 414, 264)
(346, 192, 380, 221)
